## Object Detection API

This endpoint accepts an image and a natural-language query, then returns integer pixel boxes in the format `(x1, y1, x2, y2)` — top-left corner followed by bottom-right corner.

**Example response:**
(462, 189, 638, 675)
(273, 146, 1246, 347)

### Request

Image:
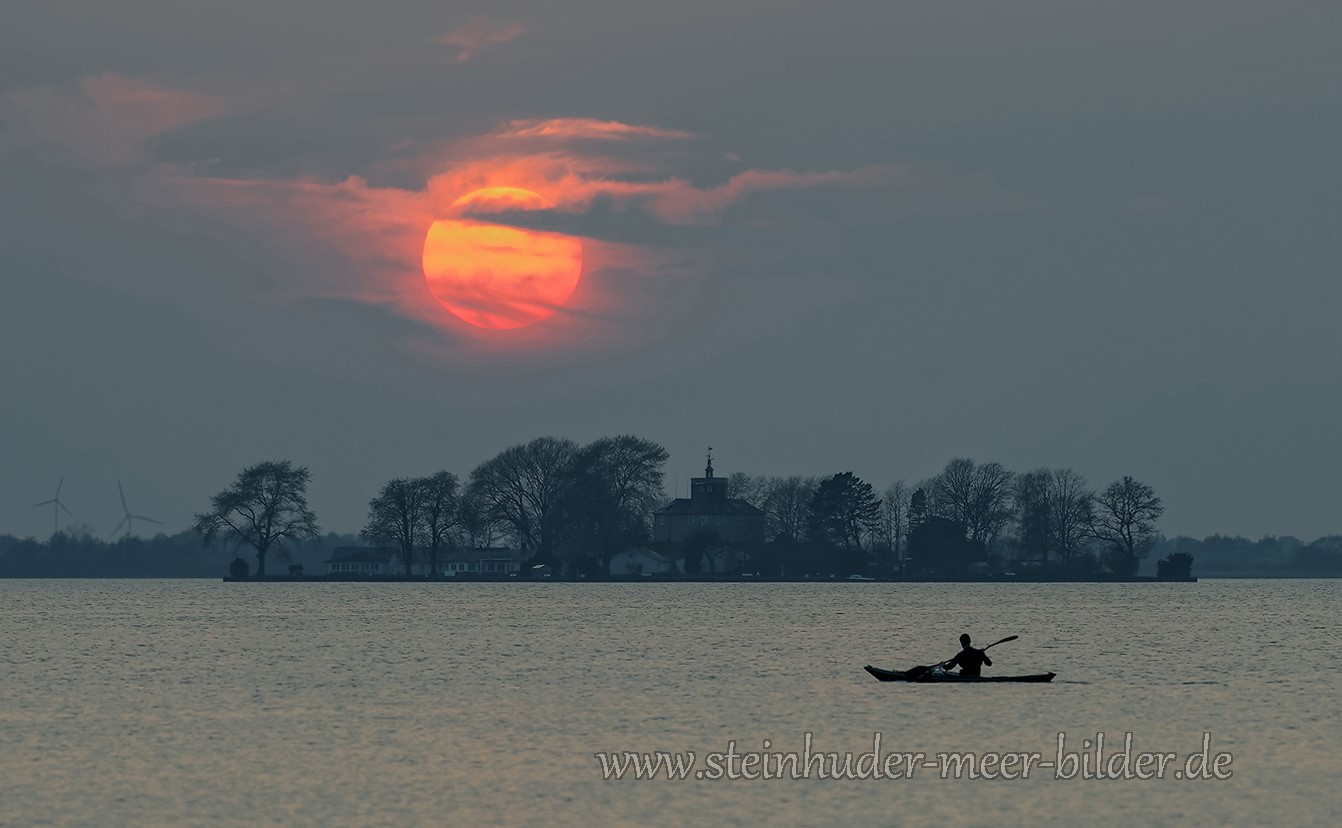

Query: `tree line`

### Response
(6, 434, 1340, 578)
(190, 437, 670, 577)
(0, 529, 362, 578)
(5, 525, 1338, 578)
(725, 460, 1165, 577)
(185, 439, 1168, 578)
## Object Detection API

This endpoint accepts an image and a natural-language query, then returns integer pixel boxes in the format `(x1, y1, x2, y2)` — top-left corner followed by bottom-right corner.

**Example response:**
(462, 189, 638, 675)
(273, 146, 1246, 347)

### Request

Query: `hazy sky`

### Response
(3, 1, 1340, 541)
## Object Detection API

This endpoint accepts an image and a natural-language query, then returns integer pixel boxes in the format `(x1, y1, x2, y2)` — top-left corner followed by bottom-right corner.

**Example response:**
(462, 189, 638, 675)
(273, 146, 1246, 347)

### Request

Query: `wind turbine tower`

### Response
(108, 481, 162, 540)
(34, 477, 73, 537)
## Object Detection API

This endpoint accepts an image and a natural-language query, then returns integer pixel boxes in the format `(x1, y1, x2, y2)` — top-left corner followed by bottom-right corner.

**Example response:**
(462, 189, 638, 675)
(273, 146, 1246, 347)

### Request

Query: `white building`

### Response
(441, 547, 528, 576)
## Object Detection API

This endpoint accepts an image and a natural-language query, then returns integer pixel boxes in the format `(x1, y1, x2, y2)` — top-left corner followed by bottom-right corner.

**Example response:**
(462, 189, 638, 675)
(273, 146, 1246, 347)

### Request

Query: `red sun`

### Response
(422, 187, 583, 330)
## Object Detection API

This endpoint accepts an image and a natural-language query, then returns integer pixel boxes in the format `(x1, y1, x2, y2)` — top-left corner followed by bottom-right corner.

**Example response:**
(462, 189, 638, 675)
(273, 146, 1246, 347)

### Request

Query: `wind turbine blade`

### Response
(132, 515, 162, 524)
(60, 503, 74, 517)
(108, 517, 127, 539)
(35, 499, 56, 507)
(56, 476, 64, 497)
(118, 481, 128, 513)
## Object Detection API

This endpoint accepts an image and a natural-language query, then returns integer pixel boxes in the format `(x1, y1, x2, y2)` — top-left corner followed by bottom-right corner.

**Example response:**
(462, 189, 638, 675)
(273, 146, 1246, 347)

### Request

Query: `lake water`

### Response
(1, 580, 1338, 826)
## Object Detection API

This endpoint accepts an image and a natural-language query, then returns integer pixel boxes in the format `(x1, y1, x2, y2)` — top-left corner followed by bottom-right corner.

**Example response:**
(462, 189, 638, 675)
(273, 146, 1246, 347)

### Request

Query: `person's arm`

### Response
(983, 651, 992, 667)
(943, 653, 960, 670)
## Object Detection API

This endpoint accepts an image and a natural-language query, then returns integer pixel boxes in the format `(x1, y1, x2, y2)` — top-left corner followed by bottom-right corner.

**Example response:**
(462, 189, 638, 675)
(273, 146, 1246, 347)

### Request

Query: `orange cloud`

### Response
(4, 74, 223, 164)
(149, 164, 677, 362)
(439, 18, 525, 63)
(576, 165, 907, 224)
(399, 119, 899, 223)
(137, 114, 1031, 360)
(493, 119, 695, 141)
(414, 149, 904, 225)
(151, 173, 437, 314)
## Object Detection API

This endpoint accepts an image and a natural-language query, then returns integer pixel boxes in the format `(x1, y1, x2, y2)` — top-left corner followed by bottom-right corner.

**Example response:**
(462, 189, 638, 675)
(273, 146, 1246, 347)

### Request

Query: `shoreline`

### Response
(221, 573, 1200, 583)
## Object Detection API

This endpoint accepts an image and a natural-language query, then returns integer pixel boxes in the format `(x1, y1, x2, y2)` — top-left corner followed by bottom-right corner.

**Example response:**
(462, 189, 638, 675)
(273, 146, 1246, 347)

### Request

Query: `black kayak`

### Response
(865, 665, 1056, 683)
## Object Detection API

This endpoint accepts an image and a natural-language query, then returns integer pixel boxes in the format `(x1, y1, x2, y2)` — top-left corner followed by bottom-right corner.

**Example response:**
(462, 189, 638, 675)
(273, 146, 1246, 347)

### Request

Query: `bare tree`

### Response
(763, 476, 820, 542)
(1090, 476, 1164, 575)
(932, 458, 1015, 548)
(932, 459, 975, 523)
(1014, 468, 1051, 565)
(362, 478, 425, 575)
(880, 481, 910, 567)
(419, 471, 462, 576)
(727, 472, 770, 510)
(1047, 468, 1093, 565)
(583, 436, 668, 532)
(194, 460, 319, 577)
(561, 435, 669, 569)
(459, 487, 505, 548)
(468, 437, 579, 565)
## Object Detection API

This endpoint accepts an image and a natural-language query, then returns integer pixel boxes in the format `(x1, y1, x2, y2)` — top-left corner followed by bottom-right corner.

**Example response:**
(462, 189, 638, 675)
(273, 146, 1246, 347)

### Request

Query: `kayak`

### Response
(865, 665, 1056, 683)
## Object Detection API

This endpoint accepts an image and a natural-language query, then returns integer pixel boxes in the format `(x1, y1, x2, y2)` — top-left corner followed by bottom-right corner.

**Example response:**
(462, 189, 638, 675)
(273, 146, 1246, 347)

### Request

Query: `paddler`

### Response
(943, 633, 993, 677)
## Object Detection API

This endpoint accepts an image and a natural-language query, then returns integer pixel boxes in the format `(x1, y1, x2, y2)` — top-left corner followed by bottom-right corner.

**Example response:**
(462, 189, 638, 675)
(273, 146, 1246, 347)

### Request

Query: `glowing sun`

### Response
(422, 187, 583, 330)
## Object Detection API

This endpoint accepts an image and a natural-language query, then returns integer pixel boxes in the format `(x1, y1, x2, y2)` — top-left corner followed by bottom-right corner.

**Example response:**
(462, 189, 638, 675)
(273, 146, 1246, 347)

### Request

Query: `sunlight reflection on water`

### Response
(1, 580, 1338, 826)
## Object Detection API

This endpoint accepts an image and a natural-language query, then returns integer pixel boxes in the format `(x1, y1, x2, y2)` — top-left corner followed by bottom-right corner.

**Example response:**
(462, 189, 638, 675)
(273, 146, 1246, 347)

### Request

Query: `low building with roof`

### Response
(609, 547, 676, 576)
(326, 546, 528, 577)
(441, 547, 529, 577)
(326, 548, 395, 576)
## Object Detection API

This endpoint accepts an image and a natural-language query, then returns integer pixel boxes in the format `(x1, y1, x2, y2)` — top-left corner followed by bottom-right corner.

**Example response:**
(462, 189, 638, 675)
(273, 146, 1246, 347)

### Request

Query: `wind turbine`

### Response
(34, 477, 73, 537)
(108, 481, 161, 540)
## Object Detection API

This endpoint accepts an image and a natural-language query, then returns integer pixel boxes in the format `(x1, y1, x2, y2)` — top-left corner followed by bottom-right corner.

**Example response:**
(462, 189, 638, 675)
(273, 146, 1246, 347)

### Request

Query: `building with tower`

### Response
(652, 450, 765, 547)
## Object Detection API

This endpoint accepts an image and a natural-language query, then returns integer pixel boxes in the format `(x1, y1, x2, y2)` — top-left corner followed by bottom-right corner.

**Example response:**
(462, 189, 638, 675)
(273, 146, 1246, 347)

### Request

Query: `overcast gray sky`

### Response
(3, 1, 1340, 541)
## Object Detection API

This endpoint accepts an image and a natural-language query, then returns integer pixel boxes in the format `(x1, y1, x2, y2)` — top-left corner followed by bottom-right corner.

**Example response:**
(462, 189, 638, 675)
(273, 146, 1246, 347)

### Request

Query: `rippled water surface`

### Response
(1, 580, 1339, 826)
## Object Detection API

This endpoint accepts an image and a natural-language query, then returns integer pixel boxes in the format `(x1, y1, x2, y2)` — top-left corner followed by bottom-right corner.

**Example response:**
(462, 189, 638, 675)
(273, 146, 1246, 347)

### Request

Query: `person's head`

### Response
(960, 633, 972, 647)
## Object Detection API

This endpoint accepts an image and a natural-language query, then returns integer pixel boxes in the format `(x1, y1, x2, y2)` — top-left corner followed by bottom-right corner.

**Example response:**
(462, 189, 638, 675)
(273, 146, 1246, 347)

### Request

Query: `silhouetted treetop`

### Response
(194, 460, 319, 577)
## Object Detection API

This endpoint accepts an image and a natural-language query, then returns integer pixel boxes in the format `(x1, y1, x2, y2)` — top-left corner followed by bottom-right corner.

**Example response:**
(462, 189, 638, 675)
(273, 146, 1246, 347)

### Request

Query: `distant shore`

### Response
(221, 573, 1199, 583)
